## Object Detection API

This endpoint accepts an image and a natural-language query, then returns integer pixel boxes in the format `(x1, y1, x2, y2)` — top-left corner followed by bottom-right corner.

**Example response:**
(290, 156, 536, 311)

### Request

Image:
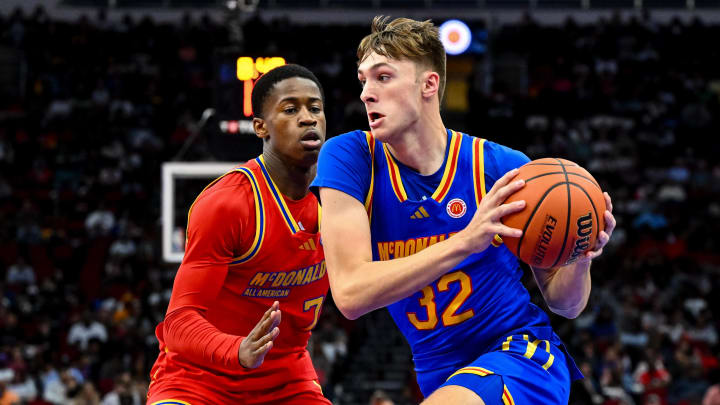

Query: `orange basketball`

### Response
(501, 158, 606, 269)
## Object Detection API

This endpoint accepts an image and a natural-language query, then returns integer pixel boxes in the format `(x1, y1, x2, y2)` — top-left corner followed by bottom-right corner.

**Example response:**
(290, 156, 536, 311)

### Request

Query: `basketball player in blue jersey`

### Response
(312, 16, 617, 405)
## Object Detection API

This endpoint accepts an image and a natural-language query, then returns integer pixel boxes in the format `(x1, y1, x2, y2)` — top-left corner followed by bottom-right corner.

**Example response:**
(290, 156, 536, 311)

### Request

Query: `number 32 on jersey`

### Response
(407, 271, 474, 330)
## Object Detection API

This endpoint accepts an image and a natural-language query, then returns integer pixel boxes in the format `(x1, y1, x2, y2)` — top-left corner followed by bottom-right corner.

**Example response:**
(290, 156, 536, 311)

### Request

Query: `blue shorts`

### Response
(429, 334, 579, 404)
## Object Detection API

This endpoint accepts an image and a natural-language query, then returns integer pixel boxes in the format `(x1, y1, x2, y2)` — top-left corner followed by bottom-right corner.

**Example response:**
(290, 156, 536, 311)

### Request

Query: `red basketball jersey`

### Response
(148, 156, 328, 396)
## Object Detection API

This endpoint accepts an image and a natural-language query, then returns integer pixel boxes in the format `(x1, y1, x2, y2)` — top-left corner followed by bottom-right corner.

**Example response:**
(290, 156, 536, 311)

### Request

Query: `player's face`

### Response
(256, 77, 326, 167)
(358, 52, 423, 142)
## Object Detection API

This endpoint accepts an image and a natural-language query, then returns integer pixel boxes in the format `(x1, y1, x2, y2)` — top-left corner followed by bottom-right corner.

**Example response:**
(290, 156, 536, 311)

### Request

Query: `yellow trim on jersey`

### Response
(383, 144, 409, 202)
(502, 385, 516, 405)
(151, 400, 192, 405)
(257, 155, 301, 233)
(312, 380, 324, 393)
(229, 167, 265, 265)
(473, 137, 504, 248)
(364, 131, 376, 219)
(524, 339, 540, 359)
(446, 365, 495, 380)
(503, 335, 556, 370)
(541, 340, 555, 370)
(472, 137, 487, 206)
(381, 130, 462, 203)
(431, 130, 462, 202)
(446, 365, 514, 405)
(148, 368, 161, 389)
(184, 166, 265, 266)
(502, 335, 512, 351)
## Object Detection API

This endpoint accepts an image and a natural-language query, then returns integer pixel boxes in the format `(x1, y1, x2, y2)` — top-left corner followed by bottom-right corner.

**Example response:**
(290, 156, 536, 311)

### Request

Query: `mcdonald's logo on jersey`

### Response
(446, 198, 467, 218)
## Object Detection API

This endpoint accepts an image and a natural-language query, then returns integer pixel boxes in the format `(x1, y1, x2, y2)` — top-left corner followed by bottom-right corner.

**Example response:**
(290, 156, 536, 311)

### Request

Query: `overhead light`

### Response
(439, 19, 471, 55)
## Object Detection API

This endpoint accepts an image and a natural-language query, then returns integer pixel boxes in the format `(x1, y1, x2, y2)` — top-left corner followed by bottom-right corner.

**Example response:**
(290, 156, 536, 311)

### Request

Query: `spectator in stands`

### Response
(108, 234, 137, 259)
(633, 349, 671, 405)
(570, 361, 604, 404)
(0, 380, 19, 405)
(689, 310, 718, 347)
(600, 365, 636, 405)
(5, 257, 35, 286)
(6, 368, 37, 403)
(85, 203, 116, 237)
(73, 381, 101, 405)
(67, 312, 108, 351)
(100, 372, 142, 405)
(369, 390, 395, 405)
(43, 368, 84, 404)
(0, 8, 718, 405)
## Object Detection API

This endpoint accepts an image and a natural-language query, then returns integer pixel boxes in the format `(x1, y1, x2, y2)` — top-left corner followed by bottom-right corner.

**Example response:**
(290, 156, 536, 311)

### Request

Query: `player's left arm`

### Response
(163, 181, 280, 369)
(531, 192, 616, 319)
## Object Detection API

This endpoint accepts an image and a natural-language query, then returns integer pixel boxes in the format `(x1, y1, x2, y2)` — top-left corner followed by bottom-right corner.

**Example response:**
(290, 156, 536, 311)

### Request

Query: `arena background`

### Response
(0, 1, 719, 404)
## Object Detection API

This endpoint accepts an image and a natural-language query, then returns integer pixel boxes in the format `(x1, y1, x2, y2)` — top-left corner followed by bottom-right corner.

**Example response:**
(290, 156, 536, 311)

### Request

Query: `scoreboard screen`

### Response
(209, 50, 286, 161)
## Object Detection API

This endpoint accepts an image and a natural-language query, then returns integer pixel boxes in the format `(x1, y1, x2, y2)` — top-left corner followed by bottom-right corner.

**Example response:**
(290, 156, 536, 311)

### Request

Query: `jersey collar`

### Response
(383, 130, 463, 203)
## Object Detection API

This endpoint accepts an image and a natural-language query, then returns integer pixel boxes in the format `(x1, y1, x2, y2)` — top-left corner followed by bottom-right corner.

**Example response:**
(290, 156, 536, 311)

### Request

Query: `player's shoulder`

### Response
(454, 131, 529, 168)
(313, 130, 373, 201)
(192, 167, 256, 216)
(482, 139, 528, 161)
(203, 166, 256, 195)
(482, 139, 530, 174)
(334, 129, 371, 141)
(322, 129, 372, 154)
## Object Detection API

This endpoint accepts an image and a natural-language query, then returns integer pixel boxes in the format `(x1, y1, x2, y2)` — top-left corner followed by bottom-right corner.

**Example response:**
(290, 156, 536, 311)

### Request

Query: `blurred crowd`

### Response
(0, 6, 718, 405)
(486, 13, 720, 405)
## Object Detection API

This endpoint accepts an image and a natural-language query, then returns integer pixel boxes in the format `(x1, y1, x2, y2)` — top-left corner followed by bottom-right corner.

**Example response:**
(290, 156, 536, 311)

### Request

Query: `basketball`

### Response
(501, 158, 606, 269)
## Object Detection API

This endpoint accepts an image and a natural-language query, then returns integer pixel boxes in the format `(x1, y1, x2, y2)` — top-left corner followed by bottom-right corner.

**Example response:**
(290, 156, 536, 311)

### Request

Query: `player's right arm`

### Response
(162, 179, 279, 369)
(315, 135, 526, 320)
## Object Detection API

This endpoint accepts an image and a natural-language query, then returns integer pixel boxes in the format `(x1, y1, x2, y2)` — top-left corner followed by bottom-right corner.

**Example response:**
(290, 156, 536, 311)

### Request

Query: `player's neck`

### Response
(261, 152, 314, 201)
(386, 112, 447, 175)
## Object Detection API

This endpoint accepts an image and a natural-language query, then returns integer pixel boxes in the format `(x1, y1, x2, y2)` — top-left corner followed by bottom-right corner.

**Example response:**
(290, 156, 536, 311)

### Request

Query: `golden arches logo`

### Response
(446, 198, 467, 218)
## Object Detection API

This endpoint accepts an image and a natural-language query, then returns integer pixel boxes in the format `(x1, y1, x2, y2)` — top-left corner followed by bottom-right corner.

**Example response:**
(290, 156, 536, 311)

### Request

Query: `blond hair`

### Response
(358, 16, 447, 101)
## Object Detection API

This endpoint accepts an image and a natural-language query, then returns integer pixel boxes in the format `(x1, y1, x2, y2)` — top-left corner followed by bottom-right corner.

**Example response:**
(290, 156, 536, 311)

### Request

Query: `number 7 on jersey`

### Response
(303, 296, 325, 331)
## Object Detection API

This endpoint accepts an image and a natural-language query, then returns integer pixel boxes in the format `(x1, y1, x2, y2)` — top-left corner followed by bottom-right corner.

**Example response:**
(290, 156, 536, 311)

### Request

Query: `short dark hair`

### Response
(251, 64, 324, 118)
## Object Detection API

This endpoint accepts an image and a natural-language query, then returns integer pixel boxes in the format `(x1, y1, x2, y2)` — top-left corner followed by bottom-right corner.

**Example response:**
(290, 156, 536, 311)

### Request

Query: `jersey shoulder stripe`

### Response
(229, 166, 265, 265)
(256, 156, 301, 234)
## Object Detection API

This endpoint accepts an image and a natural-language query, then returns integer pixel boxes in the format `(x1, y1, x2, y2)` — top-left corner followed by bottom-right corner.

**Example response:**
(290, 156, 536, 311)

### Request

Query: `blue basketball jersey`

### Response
(312, 129, 582, 396)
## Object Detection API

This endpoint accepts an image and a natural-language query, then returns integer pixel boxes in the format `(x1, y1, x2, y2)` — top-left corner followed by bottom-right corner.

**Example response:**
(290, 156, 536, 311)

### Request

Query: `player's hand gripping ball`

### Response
(500, 158, 606, 269)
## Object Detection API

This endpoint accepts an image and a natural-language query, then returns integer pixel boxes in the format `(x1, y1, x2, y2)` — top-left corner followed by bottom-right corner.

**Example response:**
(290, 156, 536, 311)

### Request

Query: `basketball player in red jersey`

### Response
(147, 64, 331, 405)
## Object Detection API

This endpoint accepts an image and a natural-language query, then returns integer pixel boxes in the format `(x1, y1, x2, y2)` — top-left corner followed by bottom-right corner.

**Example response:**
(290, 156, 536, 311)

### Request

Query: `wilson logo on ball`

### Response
(446, 198, 467, 218)
(565, 213, 593, 265)
(499, 157, 606, 269)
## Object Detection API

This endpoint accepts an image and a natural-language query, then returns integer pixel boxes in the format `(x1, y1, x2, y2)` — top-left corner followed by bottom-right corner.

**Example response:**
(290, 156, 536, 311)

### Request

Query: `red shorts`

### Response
(147, 379, 331, 405)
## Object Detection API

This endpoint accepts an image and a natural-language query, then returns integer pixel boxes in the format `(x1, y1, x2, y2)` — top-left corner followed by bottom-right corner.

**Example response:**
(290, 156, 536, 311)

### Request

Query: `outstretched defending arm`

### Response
(163, 181, 280, 368)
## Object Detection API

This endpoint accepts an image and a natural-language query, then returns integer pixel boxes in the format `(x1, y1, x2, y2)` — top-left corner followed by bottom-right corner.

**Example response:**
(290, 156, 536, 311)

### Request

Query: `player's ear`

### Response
(421, 70, 440, 99)
(253, 117, 269, 140)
